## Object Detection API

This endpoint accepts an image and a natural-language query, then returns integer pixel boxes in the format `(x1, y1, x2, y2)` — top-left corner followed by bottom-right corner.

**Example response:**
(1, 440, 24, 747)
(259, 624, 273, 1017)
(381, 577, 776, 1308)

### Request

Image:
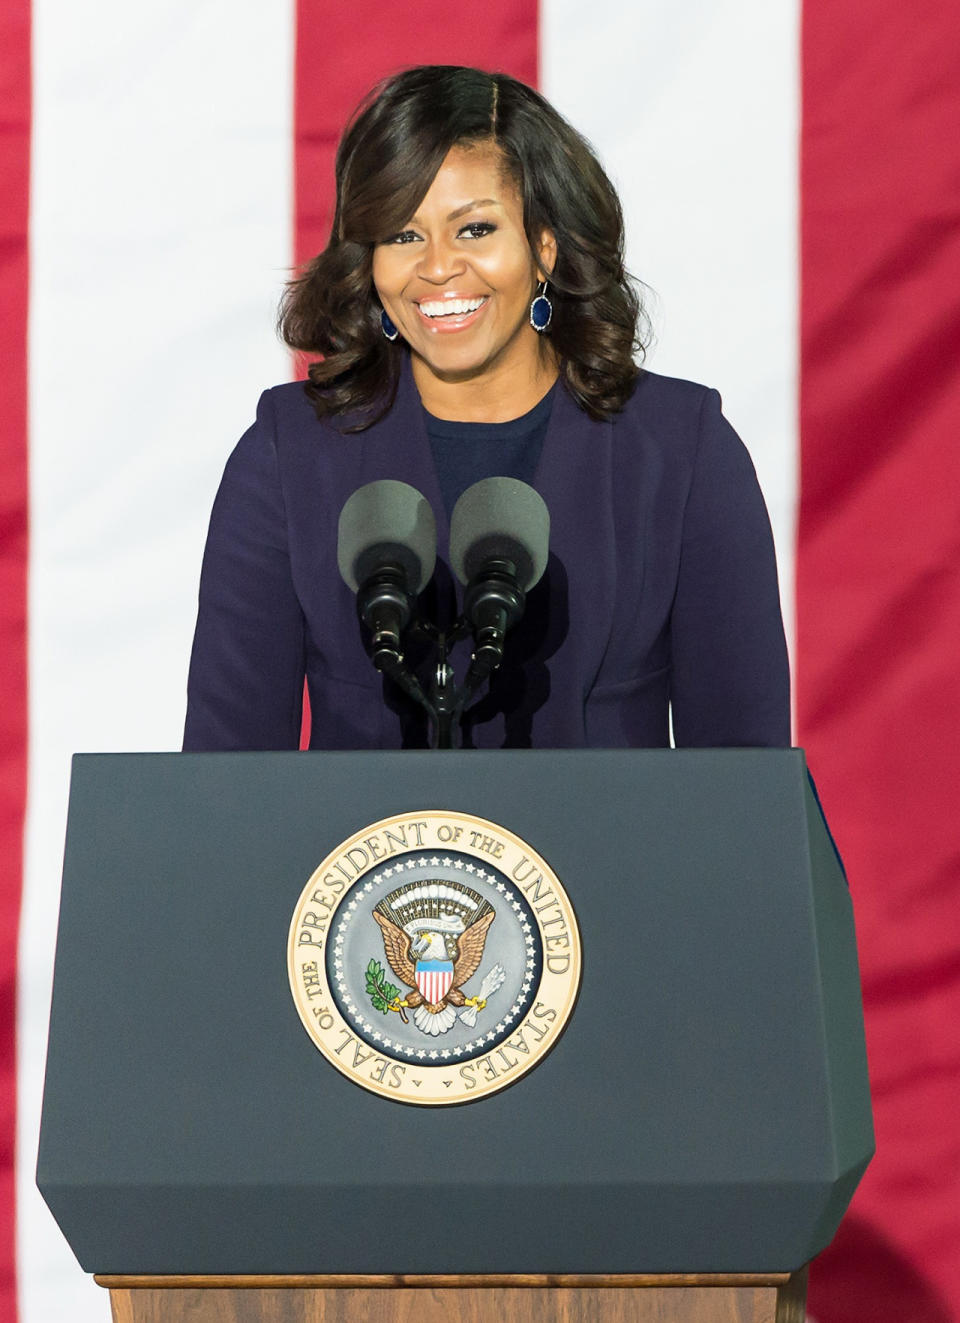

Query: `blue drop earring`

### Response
(529, 281, 553, 333)
(380, 308, 399, 341)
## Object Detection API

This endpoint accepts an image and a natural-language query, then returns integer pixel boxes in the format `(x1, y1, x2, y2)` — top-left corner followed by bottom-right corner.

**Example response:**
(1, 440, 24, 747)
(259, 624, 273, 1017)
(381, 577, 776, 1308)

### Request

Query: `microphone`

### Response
(449, 477, 550, 677)
(337, 481, 436, 673)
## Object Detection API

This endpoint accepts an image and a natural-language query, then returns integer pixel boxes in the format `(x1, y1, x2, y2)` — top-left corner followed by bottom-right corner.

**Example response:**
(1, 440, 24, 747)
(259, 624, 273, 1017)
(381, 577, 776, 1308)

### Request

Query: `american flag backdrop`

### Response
(2, 2, 959, 1320)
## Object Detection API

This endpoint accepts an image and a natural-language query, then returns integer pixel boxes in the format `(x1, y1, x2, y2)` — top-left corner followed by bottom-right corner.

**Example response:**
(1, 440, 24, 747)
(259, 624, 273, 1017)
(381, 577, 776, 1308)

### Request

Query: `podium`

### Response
(38, 749, 873, 1322)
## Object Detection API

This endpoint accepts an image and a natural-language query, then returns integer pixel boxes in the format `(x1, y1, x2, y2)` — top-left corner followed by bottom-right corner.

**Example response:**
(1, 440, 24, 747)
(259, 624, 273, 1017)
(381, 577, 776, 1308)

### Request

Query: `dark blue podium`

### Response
(38, 748, 872, 1322)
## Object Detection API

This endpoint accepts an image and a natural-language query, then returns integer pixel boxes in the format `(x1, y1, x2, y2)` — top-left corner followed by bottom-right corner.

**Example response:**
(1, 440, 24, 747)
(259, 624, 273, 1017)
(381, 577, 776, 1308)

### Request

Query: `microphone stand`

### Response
(358, 560, 524, 751)
(424, 619, 470, 750)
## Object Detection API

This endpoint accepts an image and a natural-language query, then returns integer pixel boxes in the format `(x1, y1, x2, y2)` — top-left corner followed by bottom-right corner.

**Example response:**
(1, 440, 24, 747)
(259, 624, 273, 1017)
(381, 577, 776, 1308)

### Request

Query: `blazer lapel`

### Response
(532, 381, 617, 697)
(356, 357, 450, 552)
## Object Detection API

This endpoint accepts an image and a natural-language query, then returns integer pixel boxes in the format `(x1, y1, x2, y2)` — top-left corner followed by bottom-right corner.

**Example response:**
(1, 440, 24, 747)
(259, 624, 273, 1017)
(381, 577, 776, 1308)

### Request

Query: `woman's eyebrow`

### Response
(447, 198, 499, 220)
(409, 198, 501, 226)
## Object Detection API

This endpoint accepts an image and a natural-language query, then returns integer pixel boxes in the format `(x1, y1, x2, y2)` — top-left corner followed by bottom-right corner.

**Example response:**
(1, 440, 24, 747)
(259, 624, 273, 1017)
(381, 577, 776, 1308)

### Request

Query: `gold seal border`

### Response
(287, 810, 581, 1105)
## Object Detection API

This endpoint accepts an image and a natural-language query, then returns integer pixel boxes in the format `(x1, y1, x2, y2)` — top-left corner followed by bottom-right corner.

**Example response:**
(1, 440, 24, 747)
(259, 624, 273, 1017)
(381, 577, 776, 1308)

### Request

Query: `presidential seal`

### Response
(287, 811, 581, 1104)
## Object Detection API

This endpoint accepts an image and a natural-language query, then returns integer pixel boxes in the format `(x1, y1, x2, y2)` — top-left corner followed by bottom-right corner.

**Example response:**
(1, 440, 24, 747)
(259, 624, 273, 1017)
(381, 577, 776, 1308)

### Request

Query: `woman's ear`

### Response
(537, 228, 557, 279)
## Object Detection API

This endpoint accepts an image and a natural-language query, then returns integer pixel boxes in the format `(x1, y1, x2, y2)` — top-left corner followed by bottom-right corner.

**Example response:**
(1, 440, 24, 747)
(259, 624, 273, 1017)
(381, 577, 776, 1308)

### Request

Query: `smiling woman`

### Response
(183, 65, 791, 754)
(278, 65, 643, 428)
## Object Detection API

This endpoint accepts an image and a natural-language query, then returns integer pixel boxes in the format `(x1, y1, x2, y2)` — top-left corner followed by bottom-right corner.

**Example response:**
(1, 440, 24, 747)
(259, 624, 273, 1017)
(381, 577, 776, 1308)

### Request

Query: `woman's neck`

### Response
(412, 350, 559, 422)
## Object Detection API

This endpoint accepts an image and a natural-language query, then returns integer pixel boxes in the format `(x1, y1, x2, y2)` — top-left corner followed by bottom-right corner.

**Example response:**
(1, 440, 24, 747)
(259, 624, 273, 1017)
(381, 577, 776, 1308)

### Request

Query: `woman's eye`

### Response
(460, 221, 496, 239)
(384, 230, 420, 245)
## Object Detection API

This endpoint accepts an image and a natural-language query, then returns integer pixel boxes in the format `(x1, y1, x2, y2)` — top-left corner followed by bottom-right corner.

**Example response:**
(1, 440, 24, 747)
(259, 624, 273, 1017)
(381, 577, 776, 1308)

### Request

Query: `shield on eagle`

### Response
(416, 959, 455, 1004)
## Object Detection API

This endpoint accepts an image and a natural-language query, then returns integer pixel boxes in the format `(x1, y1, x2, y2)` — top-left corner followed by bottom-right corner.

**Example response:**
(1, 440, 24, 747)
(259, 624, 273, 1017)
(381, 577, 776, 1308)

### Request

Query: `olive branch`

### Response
(365, 958, 402, 1015)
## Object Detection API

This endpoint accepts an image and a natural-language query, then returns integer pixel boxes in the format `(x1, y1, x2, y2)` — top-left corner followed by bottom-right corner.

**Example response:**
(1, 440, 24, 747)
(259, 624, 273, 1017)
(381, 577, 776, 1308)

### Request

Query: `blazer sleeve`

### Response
(183, 392, 306, 750)
(669, 390, 791, 747)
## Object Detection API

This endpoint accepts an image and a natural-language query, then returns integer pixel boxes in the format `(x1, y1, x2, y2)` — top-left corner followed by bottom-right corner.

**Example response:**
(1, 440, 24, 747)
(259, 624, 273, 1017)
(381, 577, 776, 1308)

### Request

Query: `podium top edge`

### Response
(70, 748, 808, 763)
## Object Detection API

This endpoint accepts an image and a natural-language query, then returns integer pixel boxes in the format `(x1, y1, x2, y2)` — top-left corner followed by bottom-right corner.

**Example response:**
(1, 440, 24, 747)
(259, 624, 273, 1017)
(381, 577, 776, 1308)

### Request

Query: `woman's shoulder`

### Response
(601, 367, 732, 470)
(253, 379, 324, 433)
(253, 378, 401, 450)
(228, 380, 365, 477)
(619, 367, 723, 429)
(598, 369, 765, 511)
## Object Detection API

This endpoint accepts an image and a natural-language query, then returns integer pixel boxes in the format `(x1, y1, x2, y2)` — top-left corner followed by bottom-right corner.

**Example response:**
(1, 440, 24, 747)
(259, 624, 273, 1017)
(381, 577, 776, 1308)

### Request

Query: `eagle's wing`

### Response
(452, 910, 495, 987)
(373, 911, 417, 988)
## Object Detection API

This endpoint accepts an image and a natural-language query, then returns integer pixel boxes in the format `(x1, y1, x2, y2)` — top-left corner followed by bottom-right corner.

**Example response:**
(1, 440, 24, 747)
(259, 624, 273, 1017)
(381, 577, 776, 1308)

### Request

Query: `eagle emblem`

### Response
(371, 880, 506, 1036)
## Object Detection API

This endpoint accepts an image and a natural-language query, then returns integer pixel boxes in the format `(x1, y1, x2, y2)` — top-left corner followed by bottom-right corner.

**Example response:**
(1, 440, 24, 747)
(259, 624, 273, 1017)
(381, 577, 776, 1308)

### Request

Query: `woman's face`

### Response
(372, 143, 556, 399)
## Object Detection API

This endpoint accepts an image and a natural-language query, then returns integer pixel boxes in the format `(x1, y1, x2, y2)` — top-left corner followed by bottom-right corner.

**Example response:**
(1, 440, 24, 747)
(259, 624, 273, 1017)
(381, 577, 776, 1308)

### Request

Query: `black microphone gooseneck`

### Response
(356, 566, 412, 669)
(457, 558, 526, 703)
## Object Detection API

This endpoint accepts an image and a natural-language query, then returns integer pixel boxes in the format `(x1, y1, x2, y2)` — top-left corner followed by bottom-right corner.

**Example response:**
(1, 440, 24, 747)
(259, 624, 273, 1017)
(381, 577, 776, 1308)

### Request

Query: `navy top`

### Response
(183, 359, 791, 751)
(425, 384, 555, 516)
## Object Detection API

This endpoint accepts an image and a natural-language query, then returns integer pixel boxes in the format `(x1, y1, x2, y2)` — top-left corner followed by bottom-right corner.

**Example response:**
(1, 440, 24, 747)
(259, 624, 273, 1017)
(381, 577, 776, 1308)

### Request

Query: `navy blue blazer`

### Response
(183, 361, 790, 751)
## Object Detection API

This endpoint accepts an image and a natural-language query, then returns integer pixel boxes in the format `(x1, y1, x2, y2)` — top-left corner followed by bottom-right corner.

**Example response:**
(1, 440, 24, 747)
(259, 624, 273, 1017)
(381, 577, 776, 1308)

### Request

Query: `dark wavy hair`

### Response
(279, 65, 648, 429)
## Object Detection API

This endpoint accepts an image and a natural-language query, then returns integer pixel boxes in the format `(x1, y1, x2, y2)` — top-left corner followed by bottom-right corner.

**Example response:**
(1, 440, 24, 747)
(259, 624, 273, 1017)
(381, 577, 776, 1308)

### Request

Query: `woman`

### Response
(183, 65, 790, 752)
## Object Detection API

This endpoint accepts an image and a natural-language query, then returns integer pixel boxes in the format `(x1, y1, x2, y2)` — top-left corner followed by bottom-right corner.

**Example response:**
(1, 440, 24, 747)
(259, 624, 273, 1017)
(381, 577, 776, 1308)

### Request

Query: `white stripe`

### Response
(541, 0, 800, 680)
(19, 3, 295, 1316)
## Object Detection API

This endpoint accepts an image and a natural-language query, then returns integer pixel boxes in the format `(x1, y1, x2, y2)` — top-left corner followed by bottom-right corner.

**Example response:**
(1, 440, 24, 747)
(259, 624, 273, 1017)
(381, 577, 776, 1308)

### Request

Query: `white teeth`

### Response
(419, 297, 485, 318)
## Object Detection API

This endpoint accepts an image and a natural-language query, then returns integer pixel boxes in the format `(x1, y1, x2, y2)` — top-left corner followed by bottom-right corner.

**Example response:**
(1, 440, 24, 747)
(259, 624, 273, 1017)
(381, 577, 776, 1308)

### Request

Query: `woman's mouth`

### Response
(415, 296, 489, 332)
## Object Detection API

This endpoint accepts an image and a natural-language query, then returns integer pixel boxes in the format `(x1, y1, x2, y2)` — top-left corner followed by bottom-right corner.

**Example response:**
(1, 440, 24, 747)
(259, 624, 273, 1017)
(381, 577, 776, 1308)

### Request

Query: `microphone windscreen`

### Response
(337, 481, 437, 594)
(449, 477, 550, 591)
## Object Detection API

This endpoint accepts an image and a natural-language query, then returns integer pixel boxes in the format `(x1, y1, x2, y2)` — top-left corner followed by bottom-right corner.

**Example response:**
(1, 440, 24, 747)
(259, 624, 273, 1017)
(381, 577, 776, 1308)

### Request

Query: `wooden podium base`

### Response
(96, 1270, 809, 1323)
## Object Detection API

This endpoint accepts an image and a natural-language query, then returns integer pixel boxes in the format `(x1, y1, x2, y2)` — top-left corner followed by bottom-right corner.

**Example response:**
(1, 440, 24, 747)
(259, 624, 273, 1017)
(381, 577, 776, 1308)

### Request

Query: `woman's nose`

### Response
(416, 237, 466, 283)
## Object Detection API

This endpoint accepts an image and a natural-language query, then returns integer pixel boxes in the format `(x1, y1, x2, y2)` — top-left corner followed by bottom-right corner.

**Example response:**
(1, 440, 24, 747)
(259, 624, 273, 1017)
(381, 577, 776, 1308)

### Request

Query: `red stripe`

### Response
(293, 0, 539, 748)
(0, 0, 29, 1315)
(799, 3, 960, 1320)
